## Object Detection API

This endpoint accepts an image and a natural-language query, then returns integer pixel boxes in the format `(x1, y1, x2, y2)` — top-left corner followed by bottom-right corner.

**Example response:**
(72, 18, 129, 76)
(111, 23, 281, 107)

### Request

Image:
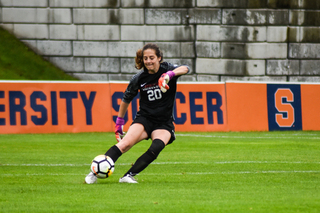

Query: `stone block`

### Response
(156, 25, 194, 41)
(79, 25, 120, 40)
(196, 58, 245, 75)
(2, 8, 48, 23)
(289, 43, 320, 59)
(3, 8, 71, 23)
(73, 41, 108, 56)
(1, 0, 48, 7)
(300, 27, 320, 43)
(288, 27, 320, 43)
(221, 76, 287, 82)
(121, 0, 195, 8)
(290, 10, 320, 26)
(109, 74, 135, 81)
(83, 0, 119, 7)
(146, 9, 184, 24)
(196, 75, 219, 82)
(108, 42, 143, 57)
(300, 60, 320, 75)
(121, 58, 137, 74)
(72, 73, 109, 81)
(268, 0, 320, 9)
(196, 42, 220, 58)
(48, 9, 72, 23)
(49, 25, 77, 40)
(73, 9, 127, 24)
(121, 26, 156, 41)
(188, 8, 221, 24)
(181, 42, 195, 58)
(298, 0, 320, 9)
(246, 60, 265, 76)
(196, 59, 265, 76)
(120, 9, 144, 24)
(267, 60, 299, 75)
(222, 43, 246, 59)
(197, 25, 266, 42)
(146, 0, 195, 8)
(13, 24, 48, 39)
(289, 76, 320, 82)
(157, 42, 180, 57)
(49, 0, 83, 7)
(73, 9, 109, 24)
(121, 0, 145, 7)
(223, 9, 267, 25)
(268, 10, 289, 25)
(49, 0, 119, 8)
(37, 41, 72, 56)
(246, 43, 287, 59)
(166, 59, 194, 71)
(267, 27, 287, 42)
(48, 57, 84, 72)
(179, 75, 197, 81)
(197, 0, 267, 8)
(85, 58, 120, 73)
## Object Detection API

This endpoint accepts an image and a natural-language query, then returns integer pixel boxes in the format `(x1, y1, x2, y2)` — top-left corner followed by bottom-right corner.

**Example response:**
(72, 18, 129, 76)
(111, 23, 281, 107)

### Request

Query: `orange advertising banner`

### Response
(1, 81, 320, 134)
(0, 81, 112, 134)
(301, 84, 320, 131)
(226, 82, 269, 132)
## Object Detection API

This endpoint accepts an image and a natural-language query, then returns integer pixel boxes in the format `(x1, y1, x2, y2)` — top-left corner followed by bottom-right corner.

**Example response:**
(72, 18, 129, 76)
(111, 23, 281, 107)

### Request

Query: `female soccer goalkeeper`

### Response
(85, 43, 190, 184)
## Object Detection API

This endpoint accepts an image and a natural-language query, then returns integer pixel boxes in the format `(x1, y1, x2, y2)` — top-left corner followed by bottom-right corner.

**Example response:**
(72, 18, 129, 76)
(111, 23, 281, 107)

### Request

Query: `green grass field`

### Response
(1, 131, 319, 212)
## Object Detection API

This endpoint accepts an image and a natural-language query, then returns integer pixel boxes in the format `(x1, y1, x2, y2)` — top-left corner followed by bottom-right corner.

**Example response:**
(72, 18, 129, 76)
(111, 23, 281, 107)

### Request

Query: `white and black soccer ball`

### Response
(90, 155, 114, 179)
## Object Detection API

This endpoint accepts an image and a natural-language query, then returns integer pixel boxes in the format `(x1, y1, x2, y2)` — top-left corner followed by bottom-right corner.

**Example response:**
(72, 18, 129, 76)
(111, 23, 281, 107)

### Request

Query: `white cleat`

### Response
(119, 174, 138, 183)
(85, 172, 97, 184)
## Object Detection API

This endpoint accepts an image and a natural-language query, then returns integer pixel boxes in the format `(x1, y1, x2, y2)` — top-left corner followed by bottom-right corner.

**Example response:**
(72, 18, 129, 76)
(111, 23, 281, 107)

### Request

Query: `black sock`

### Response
(125, 150, 155, 176)
(105, 145, 122, 163)
(125, 139, 166, 176)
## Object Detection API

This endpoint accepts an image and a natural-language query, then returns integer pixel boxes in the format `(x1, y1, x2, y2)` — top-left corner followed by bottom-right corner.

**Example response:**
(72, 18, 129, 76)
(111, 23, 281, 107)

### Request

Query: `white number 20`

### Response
(147, 89, 162, 101)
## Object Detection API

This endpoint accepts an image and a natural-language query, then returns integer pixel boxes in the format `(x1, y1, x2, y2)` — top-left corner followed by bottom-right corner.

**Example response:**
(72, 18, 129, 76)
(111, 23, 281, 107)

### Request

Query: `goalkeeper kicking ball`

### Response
(90, 155, 114, 179)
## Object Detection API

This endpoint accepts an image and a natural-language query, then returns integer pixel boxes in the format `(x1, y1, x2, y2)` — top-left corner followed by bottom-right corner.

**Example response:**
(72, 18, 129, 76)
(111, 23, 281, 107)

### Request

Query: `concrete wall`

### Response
(1, 0, 320, 82)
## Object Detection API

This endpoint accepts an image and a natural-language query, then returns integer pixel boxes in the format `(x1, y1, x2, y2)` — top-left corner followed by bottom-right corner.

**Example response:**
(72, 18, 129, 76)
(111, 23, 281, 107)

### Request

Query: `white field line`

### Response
(1, 170, 320, 177)
(176, 133, 320, 140)
(1, 161, 320, 167)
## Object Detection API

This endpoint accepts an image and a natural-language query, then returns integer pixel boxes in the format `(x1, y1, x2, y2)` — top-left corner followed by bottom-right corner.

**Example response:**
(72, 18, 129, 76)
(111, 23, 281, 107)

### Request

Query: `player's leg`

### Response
(85, 123, 147, 184)
(119, 129, 171, 183)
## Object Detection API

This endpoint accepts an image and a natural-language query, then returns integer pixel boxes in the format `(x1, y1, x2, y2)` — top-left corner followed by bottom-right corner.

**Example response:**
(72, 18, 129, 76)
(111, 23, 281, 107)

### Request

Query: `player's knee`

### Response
(148, 139, 165, 159)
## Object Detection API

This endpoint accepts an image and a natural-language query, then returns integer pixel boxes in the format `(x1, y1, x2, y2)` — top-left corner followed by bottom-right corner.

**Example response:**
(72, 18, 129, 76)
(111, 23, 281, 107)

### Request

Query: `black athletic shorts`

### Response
(132, 115, 176, 144)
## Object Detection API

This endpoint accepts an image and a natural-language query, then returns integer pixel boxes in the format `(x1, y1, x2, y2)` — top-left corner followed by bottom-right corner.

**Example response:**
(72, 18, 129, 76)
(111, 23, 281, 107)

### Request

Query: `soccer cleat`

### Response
(119, 174, 138, 183)
(85, 171, 97, 184)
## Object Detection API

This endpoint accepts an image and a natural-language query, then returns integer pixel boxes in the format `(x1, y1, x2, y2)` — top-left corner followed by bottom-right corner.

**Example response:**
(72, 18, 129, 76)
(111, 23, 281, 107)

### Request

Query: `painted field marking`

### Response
(1, 170, 320, 177)
(1, 161, 320, 167)
(176, 133, 320, 140)
(2, 161, 319, 177)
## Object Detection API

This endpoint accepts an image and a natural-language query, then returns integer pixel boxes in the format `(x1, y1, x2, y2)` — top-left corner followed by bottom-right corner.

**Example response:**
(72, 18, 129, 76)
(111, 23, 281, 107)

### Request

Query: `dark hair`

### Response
(135, 43, 163, 70)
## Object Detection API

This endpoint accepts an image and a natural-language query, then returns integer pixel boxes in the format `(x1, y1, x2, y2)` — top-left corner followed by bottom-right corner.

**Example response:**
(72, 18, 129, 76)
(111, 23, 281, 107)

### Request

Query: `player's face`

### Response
(143, 49, 161, 74)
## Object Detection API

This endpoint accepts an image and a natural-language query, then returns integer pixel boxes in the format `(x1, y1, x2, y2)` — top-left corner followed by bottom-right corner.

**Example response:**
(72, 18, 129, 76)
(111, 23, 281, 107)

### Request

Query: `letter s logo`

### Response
(274, 88, 294, 127)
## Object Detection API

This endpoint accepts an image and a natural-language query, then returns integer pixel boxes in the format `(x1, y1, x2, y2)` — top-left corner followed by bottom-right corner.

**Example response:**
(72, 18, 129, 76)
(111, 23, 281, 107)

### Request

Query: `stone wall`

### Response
(1, 0, 320, 82)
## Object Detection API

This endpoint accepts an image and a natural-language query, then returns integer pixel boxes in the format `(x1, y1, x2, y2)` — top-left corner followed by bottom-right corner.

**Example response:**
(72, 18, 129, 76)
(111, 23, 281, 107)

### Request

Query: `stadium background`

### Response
(1, 0, 320, 82)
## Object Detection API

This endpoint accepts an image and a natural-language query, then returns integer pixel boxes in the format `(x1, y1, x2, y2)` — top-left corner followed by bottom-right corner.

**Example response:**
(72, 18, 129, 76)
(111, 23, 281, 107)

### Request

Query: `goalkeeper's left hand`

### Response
(158, 71, 175, 93)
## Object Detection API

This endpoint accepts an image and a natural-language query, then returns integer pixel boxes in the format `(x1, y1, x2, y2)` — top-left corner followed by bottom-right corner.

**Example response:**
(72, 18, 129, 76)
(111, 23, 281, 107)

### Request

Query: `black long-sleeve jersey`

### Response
(122, 62, 189, 123)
